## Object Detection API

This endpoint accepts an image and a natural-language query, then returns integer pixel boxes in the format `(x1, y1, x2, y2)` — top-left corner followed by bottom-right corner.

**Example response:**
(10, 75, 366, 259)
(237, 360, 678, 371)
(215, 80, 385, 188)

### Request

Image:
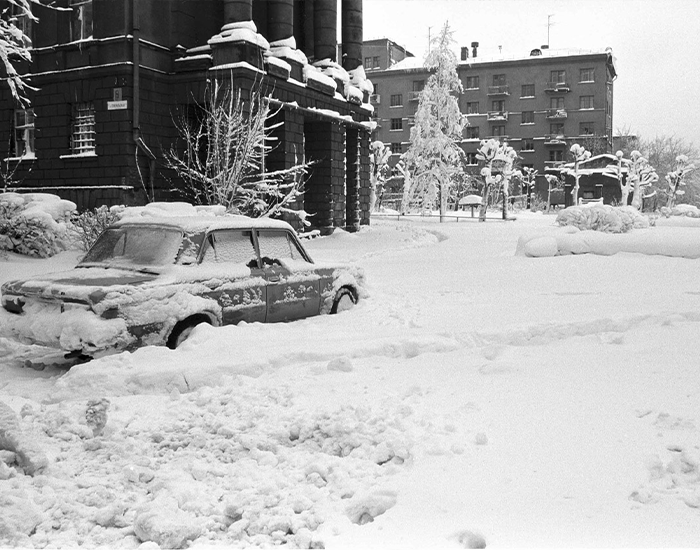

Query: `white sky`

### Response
(362, 0, 700, 145)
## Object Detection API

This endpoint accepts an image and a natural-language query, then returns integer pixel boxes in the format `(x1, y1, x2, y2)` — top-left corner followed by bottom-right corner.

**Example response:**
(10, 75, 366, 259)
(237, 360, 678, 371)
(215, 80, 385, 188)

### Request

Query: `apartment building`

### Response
(1, 0, 374, 233)
(368, 40, 617, 205)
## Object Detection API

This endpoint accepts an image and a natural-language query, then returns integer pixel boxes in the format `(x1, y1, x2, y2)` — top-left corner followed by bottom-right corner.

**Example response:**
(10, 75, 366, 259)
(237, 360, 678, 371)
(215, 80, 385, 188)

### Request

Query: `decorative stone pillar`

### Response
(267, 0, 293, 43)
(313, 0, 337, 62)
(341, 0, 362, 72)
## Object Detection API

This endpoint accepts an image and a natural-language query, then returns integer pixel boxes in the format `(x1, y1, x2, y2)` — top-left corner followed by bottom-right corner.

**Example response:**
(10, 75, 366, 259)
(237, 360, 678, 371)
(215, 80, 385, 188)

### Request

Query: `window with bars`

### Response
(70, 0, 93, 41)
(13, 109, 35, 158)
(71, 102, 96, 155)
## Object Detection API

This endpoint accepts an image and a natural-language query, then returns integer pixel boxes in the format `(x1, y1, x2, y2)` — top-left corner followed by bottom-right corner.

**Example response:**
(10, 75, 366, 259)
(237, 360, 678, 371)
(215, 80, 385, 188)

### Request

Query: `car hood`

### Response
(1, 267, 158, 301)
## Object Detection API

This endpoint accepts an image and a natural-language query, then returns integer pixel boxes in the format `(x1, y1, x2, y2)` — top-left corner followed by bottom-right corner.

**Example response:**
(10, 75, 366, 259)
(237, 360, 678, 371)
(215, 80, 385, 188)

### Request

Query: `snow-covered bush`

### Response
(660, 203, 700, 218)
(0, 193, 76, 257)
(556, 204, 649, 233)
(69, 205, 124, 251)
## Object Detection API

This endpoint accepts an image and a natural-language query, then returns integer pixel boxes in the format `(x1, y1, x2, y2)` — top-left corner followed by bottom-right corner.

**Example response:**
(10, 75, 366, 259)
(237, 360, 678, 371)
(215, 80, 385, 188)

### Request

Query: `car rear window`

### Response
(203, 230, 258, 266)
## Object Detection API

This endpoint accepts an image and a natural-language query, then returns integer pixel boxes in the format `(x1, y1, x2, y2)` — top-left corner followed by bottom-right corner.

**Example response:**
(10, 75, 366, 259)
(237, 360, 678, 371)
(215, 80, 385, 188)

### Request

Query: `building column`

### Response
(223, 0, 252, 23)
(358, 129, 371, 225)
(341, 0, 362, 72)
(313, 0, 337, 62)
(267, 0, 294, 43)
(345, 128, 360, 232)
(210, 0, 266, 69)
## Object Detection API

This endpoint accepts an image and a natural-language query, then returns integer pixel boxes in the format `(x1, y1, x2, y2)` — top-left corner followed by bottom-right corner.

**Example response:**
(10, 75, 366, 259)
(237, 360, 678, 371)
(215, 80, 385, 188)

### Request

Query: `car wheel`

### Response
(166, 315, 211, 349)
(331, 287, 357, 314)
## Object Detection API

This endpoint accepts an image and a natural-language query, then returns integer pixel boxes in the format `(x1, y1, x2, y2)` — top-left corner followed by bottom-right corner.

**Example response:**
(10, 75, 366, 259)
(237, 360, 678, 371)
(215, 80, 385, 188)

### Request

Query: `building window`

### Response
(550, 122, 565, 135)
(521, 138, 534, 151)
(364, 56, 371, 67)
(71, 102, 96, 155)
(13, 109, 35, 158)
(550, 97, 565, 109)
(579, 95, 594, 110)
(466, 101, 479, 114)
(549, 150, 564, 162)
(465, 152, 478, 165)
(580, 122, 595, 135)
(521, 111, 534, 124)
(390, 94, 403, 107)
(412, 80, 425, 92)
(580, 68, 595, 82)
(70, 0, 93, 41)
(492, 74, 506, 86)
(521, 84, 535, 98)
(372, 56, 380, 69)
(550, 70, 566, 84)
(465, 76, 479, 90)
(391, 142, 402, 154)
(491, 99, 505, 112)
(466, 126, 480, 139)
(491, 125, 506, 137)
(390, 118, 403, 131)
(9, 2, 33, 43)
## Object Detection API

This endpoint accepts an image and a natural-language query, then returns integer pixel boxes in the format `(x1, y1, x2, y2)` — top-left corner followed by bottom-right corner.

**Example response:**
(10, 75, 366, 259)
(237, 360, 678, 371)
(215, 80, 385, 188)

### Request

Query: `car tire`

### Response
(166, 315, 211, 349)
(330, 287, 357, 314)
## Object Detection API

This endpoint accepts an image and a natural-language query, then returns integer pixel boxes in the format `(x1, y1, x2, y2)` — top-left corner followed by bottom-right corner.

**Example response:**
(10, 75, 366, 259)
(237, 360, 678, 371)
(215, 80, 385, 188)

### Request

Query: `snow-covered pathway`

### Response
(1, 213, 699, 548)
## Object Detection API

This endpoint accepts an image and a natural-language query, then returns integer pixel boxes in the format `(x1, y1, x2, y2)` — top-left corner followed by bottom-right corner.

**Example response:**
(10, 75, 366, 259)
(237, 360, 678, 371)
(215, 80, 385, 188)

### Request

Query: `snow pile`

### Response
(556, 204, 649, 233)
(268, 36, 308, 66)
(0, 192, 76, 257)
(120, 202, 226, 219)
(303, 64, 338, 92)
(660, 203, 700, 218)
(208, 20, 269, 50)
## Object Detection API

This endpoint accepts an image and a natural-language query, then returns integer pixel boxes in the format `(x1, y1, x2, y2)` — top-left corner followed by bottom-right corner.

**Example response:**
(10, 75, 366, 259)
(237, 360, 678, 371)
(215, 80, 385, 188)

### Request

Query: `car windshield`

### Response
(79, 225, 183, 269)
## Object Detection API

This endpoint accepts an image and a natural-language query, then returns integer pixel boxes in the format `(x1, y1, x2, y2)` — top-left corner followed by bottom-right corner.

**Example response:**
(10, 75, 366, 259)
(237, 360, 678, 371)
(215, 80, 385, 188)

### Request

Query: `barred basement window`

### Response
(13, 109, 35, 158)
(71, 103, 96, 155)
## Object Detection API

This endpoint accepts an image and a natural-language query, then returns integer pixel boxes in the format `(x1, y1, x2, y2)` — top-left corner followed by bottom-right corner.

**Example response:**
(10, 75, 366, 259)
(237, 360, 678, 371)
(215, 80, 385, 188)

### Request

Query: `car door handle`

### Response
(268, 276, 280, 283)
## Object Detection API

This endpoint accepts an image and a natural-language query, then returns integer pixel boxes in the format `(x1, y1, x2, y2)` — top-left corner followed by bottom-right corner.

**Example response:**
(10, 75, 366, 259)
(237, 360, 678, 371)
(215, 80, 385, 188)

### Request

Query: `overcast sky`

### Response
(362, 0, 700, 146)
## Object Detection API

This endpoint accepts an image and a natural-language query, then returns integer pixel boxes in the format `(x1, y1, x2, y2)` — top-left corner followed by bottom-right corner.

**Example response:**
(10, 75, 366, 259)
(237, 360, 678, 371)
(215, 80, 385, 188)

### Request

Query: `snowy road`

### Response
(1, 213, 699, 548)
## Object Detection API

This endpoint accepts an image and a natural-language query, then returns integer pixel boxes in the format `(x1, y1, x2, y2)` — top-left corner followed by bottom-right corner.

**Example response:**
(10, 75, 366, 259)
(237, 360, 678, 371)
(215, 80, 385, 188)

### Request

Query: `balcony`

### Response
(545, 81, 571, 93)
(546, 109, 568, 119)
(486, 111, 509, 121)
(408, 90, 423, 102)
(486, 135, 510, 141)
(487, 85, 510, 96)
(544, 134, 567, 145)
(544, 160, 566, 169)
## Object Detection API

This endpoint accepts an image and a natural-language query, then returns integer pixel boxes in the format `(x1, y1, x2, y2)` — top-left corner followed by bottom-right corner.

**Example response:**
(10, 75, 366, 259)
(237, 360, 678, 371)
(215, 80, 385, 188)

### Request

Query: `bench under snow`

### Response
(459, 195, 482, 216)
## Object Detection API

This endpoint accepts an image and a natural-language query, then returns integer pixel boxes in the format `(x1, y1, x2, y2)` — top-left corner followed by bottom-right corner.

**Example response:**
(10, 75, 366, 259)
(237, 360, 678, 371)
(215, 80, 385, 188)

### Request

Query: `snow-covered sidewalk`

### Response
(1, 212, 699, 548)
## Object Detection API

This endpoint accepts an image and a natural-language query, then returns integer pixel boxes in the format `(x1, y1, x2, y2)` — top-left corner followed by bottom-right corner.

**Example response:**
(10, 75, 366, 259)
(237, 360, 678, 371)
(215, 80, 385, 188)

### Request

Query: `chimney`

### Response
(461, 47, 468, 61)
(471, 41, 479, 58)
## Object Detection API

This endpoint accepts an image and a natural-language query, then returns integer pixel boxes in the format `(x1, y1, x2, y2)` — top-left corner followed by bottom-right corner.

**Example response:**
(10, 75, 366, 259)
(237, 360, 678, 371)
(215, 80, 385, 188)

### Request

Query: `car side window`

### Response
(256, 230, 307, 265)
(203, 230, 258, 267)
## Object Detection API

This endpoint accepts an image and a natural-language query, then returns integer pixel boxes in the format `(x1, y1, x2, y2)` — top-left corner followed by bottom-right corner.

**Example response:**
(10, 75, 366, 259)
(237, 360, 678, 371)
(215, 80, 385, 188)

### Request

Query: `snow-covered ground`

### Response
(2, 211, 700, 548)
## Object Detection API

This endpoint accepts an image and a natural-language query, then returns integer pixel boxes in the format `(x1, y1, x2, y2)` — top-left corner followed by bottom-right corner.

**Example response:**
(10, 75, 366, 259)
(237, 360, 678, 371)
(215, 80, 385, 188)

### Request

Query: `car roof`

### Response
(113, 213, 295, 234)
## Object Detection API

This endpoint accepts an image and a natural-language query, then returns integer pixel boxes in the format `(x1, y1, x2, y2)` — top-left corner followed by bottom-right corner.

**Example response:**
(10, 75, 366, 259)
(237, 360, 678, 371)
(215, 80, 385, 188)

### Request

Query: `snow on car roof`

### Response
(113, 202, 294, 233)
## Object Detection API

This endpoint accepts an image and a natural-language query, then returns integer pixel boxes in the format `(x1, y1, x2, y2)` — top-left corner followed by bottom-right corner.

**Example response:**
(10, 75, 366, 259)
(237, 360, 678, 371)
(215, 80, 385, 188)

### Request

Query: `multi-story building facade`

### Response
(1, 0, 374, 234)
(369, 41, 618, 205)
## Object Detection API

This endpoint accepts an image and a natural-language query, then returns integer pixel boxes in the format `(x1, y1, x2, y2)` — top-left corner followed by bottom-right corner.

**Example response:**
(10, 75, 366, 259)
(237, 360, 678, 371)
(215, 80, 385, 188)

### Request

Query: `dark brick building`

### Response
(1, 0, 374, 233)
(368, 39, 617, 205)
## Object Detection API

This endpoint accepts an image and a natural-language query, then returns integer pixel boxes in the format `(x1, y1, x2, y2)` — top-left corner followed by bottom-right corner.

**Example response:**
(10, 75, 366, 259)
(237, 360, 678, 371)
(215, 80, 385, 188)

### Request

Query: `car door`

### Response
(255, 229, 321, 322)
(200, 229, 267, 324)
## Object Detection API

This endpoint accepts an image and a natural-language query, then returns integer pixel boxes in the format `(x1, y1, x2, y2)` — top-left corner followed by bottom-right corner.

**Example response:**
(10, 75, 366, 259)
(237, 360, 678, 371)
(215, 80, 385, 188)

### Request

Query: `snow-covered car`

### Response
(0, 204, 364, 365)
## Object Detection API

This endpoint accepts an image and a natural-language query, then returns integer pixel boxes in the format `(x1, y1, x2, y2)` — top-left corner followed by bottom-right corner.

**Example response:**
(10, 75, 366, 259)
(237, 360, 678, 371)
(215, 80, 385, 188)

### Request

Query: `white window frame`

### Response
(70, 102, 96, 155)
(70, 0, 93, 41)
(13, 109, 35, 159)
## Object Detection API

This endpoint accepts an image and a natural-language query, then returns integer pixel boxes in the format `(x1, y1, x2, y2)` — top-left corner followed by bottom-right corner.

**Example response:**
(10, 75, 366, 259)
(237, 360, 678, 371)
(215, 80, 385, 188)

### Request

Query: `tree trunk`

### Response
(572, 176, 580, 206)
(478, 181, 489, 222)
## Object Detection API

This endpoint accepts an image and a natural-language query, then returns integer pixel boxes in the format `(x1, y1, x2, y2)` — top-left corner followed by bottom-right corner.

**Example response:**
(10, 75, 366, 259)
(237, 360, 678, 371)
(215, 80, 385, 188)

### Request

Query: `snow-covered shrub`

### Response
(69, 205, 124, 251)
(0, 193, 76, 258)
(556, 204, 649, 233)
(659, 204, 700, 218)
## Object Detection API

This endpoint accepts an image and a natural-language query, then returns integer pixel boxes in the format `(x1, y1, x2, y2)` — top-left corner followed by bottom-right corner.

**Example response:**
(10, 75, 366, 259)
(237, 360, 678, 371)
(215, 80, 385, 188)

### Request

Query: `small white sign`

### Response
(107, 100, 128, 110)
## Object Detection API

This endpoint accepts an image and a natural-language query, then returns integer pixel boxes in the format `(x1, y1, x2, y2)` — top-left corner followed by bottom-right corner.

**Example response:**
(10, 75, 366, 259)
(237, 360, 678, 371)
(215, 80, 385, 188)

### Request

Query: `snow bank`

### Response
(556, 204, 649, 233)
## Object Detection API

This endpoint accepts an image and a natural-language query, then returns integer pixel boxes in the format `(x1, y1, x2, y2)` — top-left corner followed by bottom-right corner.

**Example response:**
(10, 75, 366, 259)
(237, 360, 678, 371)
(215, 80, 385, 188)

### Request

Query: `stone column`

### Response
(267, 0, 294, 43)
(341, 0, 362, 72)
(313, 0, 337, 62)
(223, 0, 252, 23)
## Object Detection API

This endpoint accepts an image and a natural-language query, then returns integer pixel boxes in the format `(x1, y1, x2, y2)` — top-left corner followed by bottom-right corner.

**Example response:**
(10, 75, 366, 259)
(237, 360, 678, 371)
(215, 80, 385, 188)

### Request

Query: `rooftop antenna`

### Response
(547, 14, 555, 47)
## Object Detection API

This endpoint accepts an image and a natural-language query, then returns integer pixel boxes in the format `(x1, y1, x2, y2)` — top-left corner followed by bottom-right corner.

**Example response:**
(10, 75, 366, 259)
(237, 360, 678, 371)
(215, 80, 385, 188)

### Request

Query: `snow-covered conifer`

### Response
(401, 22, 467, 221)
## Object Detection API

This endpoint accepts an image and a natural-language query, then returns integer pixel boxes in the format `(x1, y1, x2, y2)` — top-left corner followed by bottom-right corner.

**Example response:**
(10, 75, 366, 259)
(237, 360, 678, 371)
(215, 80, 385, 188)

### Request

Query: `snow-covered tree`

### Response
(545, 174, 563, 212)
(627, 150, 658, 210)
(604, 150, 630, 205)
(369, 141, 391, 212)
(401, 21, 467, 221)
(564, 144, 591, 205)
(165, 78, 311, 222)
(1, 0, 38, 107)
(665, 155, 696, 208)
(519, 166, 538, 209)
(476, 138, 516, 221)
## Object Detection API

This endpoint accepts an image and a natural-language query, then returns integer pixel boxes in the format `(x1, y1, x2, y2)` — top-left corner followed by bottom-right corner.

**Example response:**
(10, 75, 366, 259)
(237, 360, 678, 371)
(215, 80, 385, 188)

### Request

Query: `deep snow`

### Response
(1, 212, 700, 548)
